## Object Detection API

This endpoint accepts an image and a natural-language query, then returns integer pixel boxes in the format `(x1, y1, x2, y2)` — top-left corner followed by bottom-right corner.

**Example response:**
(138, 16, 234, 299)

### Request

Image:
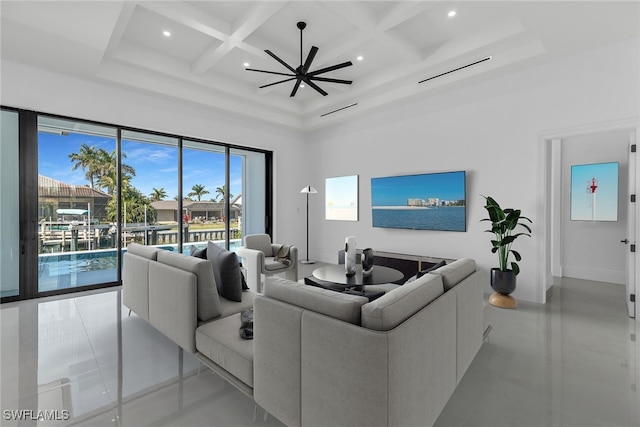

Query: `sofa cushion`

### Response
(361, 273, 444, 331)
(264, 257, 290, 271)
(207, 241, 243, 302)
(264, 276, 368, 325)
(126, 243, 160, 260)
(217, 290, 256, 319)
(428, 258, 476, 291)
(404, 260, 447, 284)
(157, 250, 222, 321)
(190, 245, 207, 259)
(196, 313, 254, 387)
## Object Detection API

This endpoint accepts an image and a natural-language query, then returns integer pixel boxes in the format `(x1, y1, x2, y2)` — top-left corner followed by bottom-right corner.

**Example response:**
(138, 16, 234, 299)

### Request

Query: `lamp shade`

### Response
(300, 185, 318, 194)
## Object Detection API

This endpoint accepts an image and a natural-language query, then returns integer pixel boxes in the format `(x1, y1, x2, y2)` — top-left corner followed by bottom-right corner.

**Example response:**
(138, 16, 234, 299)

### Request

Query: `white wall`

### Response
(306, 37, 640, 303)
(560, 130, 629, 284)
(0, 60, 310, 251)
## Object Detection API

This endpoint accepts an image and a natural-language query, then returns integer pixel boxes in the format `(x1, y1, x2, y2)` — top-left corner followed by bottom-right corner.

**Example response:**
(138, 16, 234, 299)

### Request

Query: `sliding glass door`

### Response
(2, 110, 271, 302)
(37, 117, 118, 292)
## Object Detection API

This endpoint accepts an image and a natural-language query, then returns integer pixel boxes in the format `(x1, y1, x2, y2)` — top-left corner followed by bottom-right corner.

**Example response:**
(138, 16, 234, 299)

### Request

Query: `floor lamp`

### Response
(300, 185, 317, 264)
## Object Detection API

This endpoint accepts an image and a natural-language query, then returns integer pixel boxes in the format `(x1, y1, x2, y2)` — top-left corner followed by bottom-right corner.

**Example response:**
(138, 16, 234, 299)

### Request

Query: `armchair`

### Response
(237, 234, 298, 292)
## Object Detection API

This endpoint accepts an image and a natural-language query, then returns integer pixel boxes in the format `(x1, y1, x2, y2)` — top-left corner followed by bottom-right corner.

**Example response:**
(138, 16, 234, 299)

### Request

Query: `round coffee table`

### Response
(312, 264, 404, 290)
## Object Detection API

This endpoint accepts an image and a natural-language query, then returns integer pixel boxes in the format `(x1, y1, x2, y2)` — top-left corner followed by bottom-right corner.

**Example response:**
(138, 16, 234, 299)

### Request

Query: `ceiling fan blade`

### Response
(259, 77, 297, 89)
(309, 76, 352, 85)
(308, 61, 353, 77)
(302, 46, 318, 73)
(302, 77, 328, 96)
(246, 68, 295, 77)
(265, 49, 296, 73)
(290, 79, 302, 97)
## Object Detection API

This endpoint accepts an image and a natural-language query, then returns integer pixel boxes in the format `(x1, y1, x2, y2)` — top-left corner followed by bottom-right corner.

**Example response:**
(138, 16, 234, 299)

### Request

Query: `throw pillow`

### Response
(404, 260, 447, 284)
(238, 262, 250, 291)
(190, 245, 207, 259)
(207, 241, 243, 302)
(416, 260, 447, 279)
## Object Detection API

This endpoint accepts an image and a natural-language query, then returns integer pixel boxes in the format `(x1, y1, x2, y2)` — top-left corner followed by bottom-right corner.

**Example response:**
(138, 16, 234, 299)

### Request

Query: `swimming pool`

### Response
(38, 240, 242, 292)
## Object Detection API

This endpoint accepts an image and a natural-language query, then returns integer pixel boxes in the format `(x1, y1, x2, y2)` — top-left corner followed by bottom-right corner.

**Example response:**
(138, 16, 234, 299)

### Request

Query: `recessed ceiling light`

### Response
(163, 30, 171, 37)
(448, 10, 457, 18)
(300, 84, 305, 88)
(357, 56, 363, 61)
(243, 62, 250, 68)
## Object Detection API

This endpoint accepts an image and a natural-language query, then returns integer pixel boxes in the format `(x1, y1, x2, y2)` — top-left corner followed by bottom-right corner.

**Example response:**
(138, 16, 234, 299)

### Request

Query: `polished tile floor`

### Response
(1, 274, 638, 426)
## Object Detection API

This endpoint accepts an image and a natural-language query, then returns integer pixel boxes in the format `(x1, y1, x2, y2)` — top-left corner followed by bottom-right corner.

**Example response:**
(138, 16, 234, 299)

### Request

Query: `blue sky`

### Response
(571, 162, 618, 221)
(371, 171, 465, 206)
(38, 132, 242, 200)
(325, 175, 358, 207)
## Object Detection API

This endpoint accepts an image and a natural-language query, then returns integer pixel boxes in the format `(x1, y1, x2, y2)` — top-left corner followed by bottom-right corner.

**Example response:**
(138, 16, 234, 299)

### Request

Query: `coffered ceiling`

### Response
(1, 1, 638, 130)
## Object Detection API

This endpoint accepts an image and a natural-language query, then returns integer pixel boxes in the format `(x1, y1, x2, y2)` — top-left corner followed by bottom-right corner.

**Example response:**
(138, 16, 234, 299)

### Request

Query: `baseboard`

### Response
(561, 265, 625, 285)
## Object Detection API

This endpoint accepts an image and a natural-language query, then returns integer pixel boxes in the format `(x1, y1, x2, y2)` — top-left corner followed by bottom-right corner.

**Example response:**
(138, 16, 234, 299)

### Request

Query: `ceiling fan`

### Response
(246, 21, 353, 97)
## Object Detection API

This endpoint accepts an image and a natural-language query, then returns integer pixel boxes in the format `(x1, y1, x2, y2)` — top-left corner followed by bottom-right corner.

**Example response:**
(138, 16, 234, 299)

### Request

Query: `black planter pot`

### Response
(490, 268, 516, 295)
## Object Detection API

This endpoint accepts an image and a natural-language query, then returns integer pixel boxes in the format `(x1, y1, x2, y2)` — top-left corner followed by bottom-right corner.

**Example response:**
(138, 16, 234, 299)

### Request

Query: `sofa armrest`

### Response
(254, 295, 303, 427)
(450, 270, 483, 382)
(148, 262, 198, 354)
(122, 253, 151, 321)
(237, 247, 265, 288)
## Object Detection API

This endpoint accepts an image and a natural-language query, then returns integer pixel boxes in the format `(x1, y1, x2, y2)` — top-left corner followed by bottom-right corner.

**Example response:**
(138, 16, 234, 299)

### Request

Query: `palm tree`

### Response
(92, 149, 135, 195)
(188, 184, 209, 201)
(149, 188, 167, 202)
(97, 169, 133, 196)
(68, 143, 100, 189)
(215, 185, 233, 202)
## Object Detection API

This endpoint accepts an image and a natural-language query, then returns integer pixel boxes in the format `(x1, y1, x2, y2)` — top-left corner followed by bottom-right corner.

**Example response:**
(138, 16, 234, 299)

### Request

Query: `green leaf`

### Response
(504, 210, 521, 230)
(502, 235, 517, 245)
(518, 222, 532, 233)
(511, 250, 522, 261)
(485, 206, 505, 223)
(511, 262, 520, 276)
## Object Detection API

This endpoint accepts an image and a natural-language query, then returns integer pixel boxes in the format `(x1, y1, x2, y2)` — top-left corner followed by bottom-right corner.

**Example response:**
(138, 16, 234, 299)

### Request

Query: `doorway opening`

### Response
(539, 119, 639, 318)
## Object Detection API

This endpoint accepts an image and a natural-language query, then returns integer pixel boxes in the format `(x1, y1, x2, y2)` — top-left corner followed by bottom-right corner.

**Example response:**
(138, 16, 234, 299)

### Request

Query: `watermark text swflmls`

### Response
(3, 409, 70, 421)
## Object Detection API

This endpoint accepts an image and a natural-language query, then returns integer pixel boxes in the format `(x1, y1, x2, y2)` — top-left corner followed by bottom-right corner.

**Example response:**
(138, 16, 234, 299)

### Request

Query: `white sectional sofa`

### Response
(254, 257, 483, 427)
(123, 243, 485, 426)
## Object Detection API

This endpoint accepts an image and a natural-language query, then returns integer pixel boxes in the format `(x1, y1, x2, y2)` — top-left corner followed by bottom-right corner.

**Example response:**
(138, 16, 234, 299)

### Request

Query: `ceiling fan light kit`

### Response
(246, 21, 353, 97)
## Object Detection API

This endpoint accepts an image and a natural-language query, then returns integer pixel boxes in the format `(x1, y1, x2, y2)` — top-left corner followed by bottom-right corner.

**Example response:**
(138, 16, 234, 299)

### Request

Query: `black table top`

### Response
(312, 264, 404, 286)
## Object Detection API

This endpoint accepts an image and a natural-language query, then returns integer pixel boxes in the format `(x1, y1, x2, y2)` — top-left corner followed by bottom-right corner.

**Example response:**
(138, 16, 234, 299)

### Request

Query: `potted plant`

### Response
(481, 196, 532, 308)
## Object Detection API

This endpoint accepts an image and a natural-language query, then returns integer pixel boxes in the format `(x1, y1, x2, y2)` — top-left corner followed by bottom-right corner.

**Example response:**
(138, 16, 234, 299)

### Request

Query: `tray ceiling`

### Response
(1, 1, 638, 130)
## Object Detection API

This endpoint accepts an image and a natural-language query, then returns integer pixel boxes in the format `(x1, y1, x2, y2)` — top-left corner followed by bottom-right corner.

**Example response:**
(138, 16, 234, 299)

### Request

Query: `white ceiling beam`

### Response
(317, 1, 422, 66)
(101, 1, 136, 63)
(320, 1, 376, 29)
(231, 1, 288, 41)
(110, 41, 299, 116)
(378, 1, 436, 31)
(140, 2, 230, 41)
(191, 1, 287, 75)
